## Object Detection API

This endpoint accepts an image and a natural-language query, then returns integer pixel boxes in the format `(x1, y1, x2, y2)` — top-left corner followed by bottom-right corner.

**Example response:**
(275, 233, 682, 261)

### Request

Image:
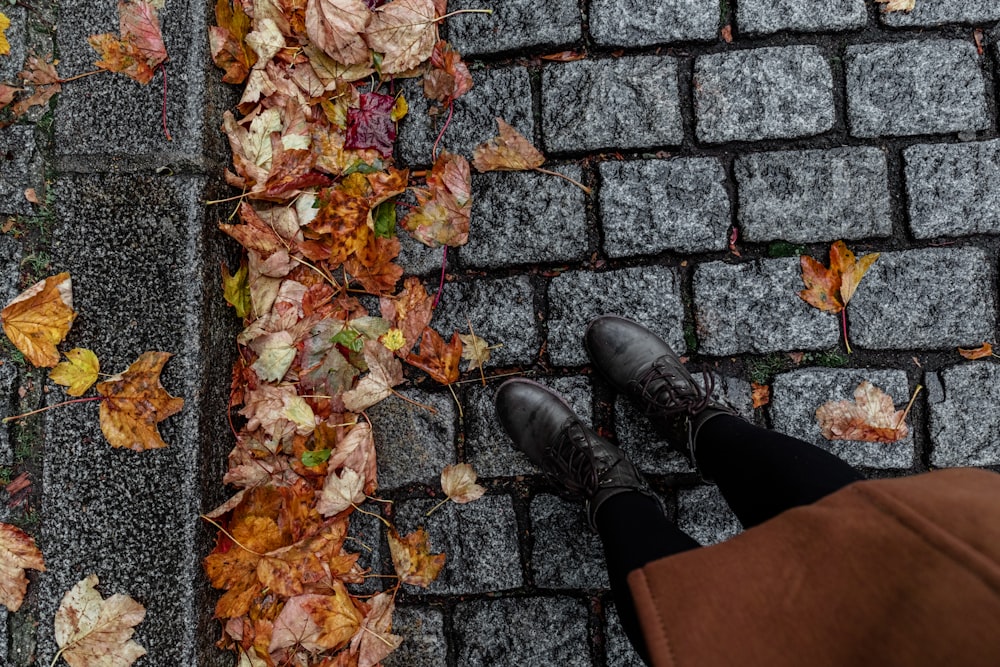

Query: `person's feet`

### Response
(585, 315, 738, 464)
(494, 379, 654, 529)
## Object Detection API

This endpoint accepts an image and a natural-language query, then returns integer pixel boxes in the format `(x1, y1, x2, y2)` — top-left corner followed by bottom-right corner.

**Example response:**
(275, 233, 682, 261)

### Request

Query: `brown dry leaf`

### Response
(959, 342, 995, 360)
(210, 0, 256, 84)
(96, 351, 185, 451)
(0, 84, 19, 110)
(269, 583, 364, 653)
(316, 467, 365, 515)
(816, 381, 908, 443)
(52, 574, 146, 667)
(401, 151, 471, 248)
(751, 382, 770, 409)
(24, 188, 39, 204)
(1, 272, 75, 368)
(12, 52, 61, 117)
(305, 0, 372, 66)
(540, 50, 586, 62)
(88, 1, 168, 84)
(876, 0, 915, 12)
(440, 462, 485, 504)
(349, 592, 403, 667)
(472, 118, 544, 172)
(422, 40, 473, 107)
(405, 327, 462, 385)
(720, 24, 733, 43)
(387, 527, 445, 587)
(379, 276, 434, 357)
(459, 331, 491, 371)
(0, 523, 45, 612)
(49, 348, 101, 397)
(798, 241, 879, 313)
(341, 339, 404, 412)
(366, 0, 438, 74)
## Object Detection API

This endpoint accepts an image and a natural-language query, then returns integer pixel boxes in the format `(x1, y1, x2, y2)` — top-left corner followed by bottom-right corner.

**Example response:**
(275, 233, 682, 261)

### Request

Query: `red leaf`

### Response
(345, 92, 396, 158)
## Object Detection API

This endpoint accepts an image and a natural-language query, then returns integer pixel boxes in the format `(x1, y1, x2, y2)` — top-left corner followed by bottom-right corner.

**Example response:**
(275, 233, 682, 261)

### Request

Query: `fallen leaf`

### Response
(0, 523, 45, 612)
(341, 339, 404, 412)
(440, 462, 485, 504)
(96, 351, 185, 451)
(345, 91, 396, 158)
(316, 467, 365, 515)
(12, 52, 61, 117)
(402, 151, 471, 248)
(49, 348, 101, 397)
(459, 331, 490, 371)
(387, 527, 445, 587)
(423, 40, 472, 108)
(1, 272, 76, 368)
(379, 276, 434, 356)
(815, 381, 908, 443)
(799, 241, 879, 313)
(269, 584, 363, 653)
(365, 0, 438, 74)
(88, 1, 167, 84)
(52, 574, 146, 667)
(0, 12, 10, 56)
(751, 382, 770, 409)
(405, 327, 461, 384)
(349, 592, 403, 667)
(221, 260, 252, 319)
(720, 24, 733, 43)
(390, 92, 408, 121)
(472, 118, 544, 172)
(959, 342, 995, 360)
(540, 50, 586, 62)
(24, 188, 39, 204)
(974, 29, 985, 56)
(305, 0, 372, 66)
(876, 0, 915, 12)
(210, 0, 256, 84)
(245, 18, 286, 68)
(0, 84, 19, 110)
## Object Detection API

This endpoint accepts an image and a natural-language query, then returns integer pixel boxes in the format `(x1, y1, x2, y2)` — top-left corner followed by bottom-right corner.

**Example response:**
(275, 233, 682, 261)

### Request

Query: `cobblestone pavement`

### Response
(1, 0, 1000, 665)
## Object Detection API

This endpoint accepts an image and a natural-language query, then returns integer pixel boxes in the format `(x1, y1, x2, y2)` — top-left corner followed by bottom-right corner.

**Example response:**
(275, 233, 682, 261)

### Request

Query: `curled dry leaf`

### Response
(876, 0, 915, 12)
(959, 342, 995, 360)
(423, 40, 473, 108)
(405, 327, 462, 385)
(472, 118, 545, 173)
(366, 0, 439, 74)
(750, 382, 770, 409)
(379, 276, 434, 357)
(350, 592, 403, 667)
(341, 339, 404, 412)
(53, 574, 146, 667)
(49, 347, 101, 397)
(96, 351, 185, 451)
(0, 523, 45, 612)
(269, 583, 364, 654)
(1, 272, 75, 368)
(387, 527, 445, 587)
(402, 151, 471, 248)
(815, 381, 908, 443)
(210, 0, 256, 84)
(440, 463, 485, 504)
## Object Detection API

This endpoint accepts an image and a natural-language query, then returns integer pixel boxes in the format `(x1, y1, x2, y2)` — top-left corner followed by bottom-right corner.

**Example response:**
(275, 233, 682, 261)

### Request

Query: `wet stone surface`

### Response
(368, 389, 457, 489)
(530, 493, 609, 589)
(384, 606, 448, 667)
(927, 362, 1000, 467)
(0, 126, 41, 217)
(677, 485, 742, 545)
(881, 0, 1000, 27)
(737, 0, 867, 35)
(445, 0, 582, 56)
(589, 0, 719, 47)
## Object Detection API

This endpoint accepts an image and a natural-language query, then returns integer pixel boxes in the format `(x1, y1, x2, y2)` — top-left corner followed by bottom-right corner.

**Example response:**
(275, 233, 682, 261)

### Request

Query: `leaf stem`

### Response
(203, 192, 249, 205)
(841, 309, 852, 354)
(58, 69, 102, 83)
(895, 384, 923, 431)
(49, 647, 67, 667)
(432, 246, 447, 308)
(350, 502, 393, 529)
(2, 396, 103, 423)
(431, 101, 454, 162)
(199, 514, 266, 556)
(533, 167, 592, 194)
(388, 387, 438, 414)
(424, 497, 450, 517)
(434, 8, 493, 22)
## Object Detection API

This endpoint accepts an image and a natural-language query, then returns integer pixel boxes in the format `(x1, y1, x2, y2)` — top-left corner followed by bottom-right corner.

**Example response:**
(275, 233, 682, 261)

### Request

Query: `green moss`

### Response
(805, 348, 849, 368)
(747, 354, 791, 385)
(767, 241, 808, 258)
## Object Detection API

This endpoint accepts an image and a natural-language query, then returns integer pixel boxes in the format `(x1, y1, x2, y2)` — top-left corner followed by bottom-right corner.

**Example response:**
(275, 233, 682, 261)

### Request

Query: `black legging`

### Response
(595, 415, 866, 665)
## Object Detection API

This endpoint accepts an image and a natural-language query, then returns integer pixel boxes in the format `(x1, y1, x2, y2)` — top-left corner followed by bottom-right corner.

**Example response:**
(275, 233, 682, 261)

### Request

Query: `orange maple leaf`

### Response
(402, 151, 472, 248)
(387, 526, 445, 588)
(799, 240, 879, 314)
(1, 272, 76, 368)
(405, 327, 462, 385)
(96, 351, 185, 451)
(210, 0, 256, 84)
(0, 523, 45, 612)
(959, 342, 996, 360)
(751, 382, 770, 409)
(88, 1, 168, 84)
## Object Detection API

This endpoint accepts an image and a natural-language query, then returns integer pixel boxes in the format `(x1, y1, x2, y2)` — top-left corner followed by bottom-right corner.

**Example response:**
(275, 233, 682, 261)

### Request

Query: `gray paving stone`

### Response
(606, 605, 645, 667)
(384, 606, 448, 667)
(346, 506, 388, 595)
(41, 174, 234, 666)
(881, 0, 1000, 27)
(614, 374, 754, 475)
(465, 376, 591, 478)
(0, 6, 27, 81)
(599, 158, 730, 256)
(55, 0, 209, 157)
(398, 223, 448, 275)
(677, 485, 741, 544)
(548, 266, 686, 366)
(461, 169, 588, 269)
(398, 67, 533, 167)
(454, 596, 592, 667)
(927, 362, 1000, 467)
(846, 40, 989, 138)
(543, 56, 682, 153)
(432, 274, 539, 366)
(394, 495, 522, 594)
(848, 247, 995, 349)
(694, 258, 840, 356)
(695, 47, 834, 144)
(368, 389, 456, 489)
(0, 125, 41, 216)
(770, 368, 915, 469)
(445, 0, 582, 56)
(530, 494, 608, 589)
(589, 0, 718, 47)
(0, 362, 15, 466)
(737, 0, 867, 35)
(904, 140, 1000, 238)
(735, 147, 891, 243)
(0, 235, 20, 308)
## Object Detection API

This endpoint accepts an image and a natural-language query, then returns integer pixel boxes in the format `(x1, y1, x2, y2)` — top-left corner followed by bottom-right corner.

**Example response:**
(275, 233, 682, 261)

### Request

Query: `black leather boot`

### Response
(585, 315, 739, 467)
(494, 379, 656, 530)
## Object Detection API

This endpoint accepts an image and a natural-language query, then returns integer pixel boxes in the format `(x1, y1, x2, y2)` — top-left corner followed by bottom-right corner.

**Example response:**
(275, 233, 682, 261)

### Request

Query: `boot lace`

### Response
(544, 421, 600, 498)
(635, 357, 715, 419)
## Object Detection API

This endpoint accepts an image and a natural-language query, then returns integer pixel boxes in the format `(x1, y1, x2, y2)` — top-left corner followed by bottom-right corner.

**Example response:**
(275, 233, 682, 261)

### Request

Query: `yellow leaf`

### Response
(221, 261, 251, 318)
(390, 92, 408, 121)
(381, 327, 406, 351)
(49, 348, 100, 396)
(96, 351, 184, 450)
(458, 331, 491, 371)
(0, 522, 45, 612)
(1, 272, 76, 368)
(0, 12, 11, 57)
(53, 574, 146, 667)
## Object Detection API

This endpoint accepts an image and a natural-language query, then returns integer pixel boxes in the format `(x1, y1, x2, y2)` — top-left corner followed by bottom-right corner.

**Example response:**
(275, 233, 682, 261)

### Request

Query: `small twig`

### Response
(2, 396, 103, 423)
(895, 384, 923, 431)
(532, 167, 592, 194)
(199, 515, 266, 556)
(451, 370, 524, 386)
(389, 387, 438, 414)
(425, 497, 450, 517)
(57, 69, 102, 83)
(432, 246, 447, 308)
(204, 192, 249, 205)
(447, 383, 463, 420)
(350, 502, 393, 529)
(431, 101, 454, 162)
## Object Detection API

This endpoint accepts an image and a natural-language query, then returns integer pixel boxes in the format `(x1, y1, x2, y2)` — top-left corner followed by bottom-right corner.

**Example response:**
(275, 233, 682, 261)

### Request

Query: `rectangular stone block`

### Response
(735, 147, 891, 243)
(0, 7, 27, 81)
(606, 605, 646, 667)
(445, 0, 582, 56)
(454, 597, 593, 667)
(384, 606, 448, 667)
(881, 0, 1000, 27)
(927, 362, 1000, 467)
(394, 495, 523, 594)
(345, 506, 389, 595)
(847, 248, 995, 349)
(397, 223, 448, 276)
(0, 126, 41, 216)
(543, 56, 682, 153)
(737, 0, 867, 35)
(770, 368, 915, 469)
(677, 485, 741, 545)
(694, 258, 840, 356)
(530, 494, 609, 589)
(398, 66, 533, 167)
(846, 40, 989, 138)
(55, 0, 209, 157)
(431, 274, 539, 366)
(465, 376, 591, 478)
(368, 390, 456, 489)
(904, 140, 1000, 239)
(589, 0, 718, 46)
(599, 158, 730, 256)
(695, 46, 834, 143)
(460, 169, 588, 269)
(547, 266, 686, 366)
